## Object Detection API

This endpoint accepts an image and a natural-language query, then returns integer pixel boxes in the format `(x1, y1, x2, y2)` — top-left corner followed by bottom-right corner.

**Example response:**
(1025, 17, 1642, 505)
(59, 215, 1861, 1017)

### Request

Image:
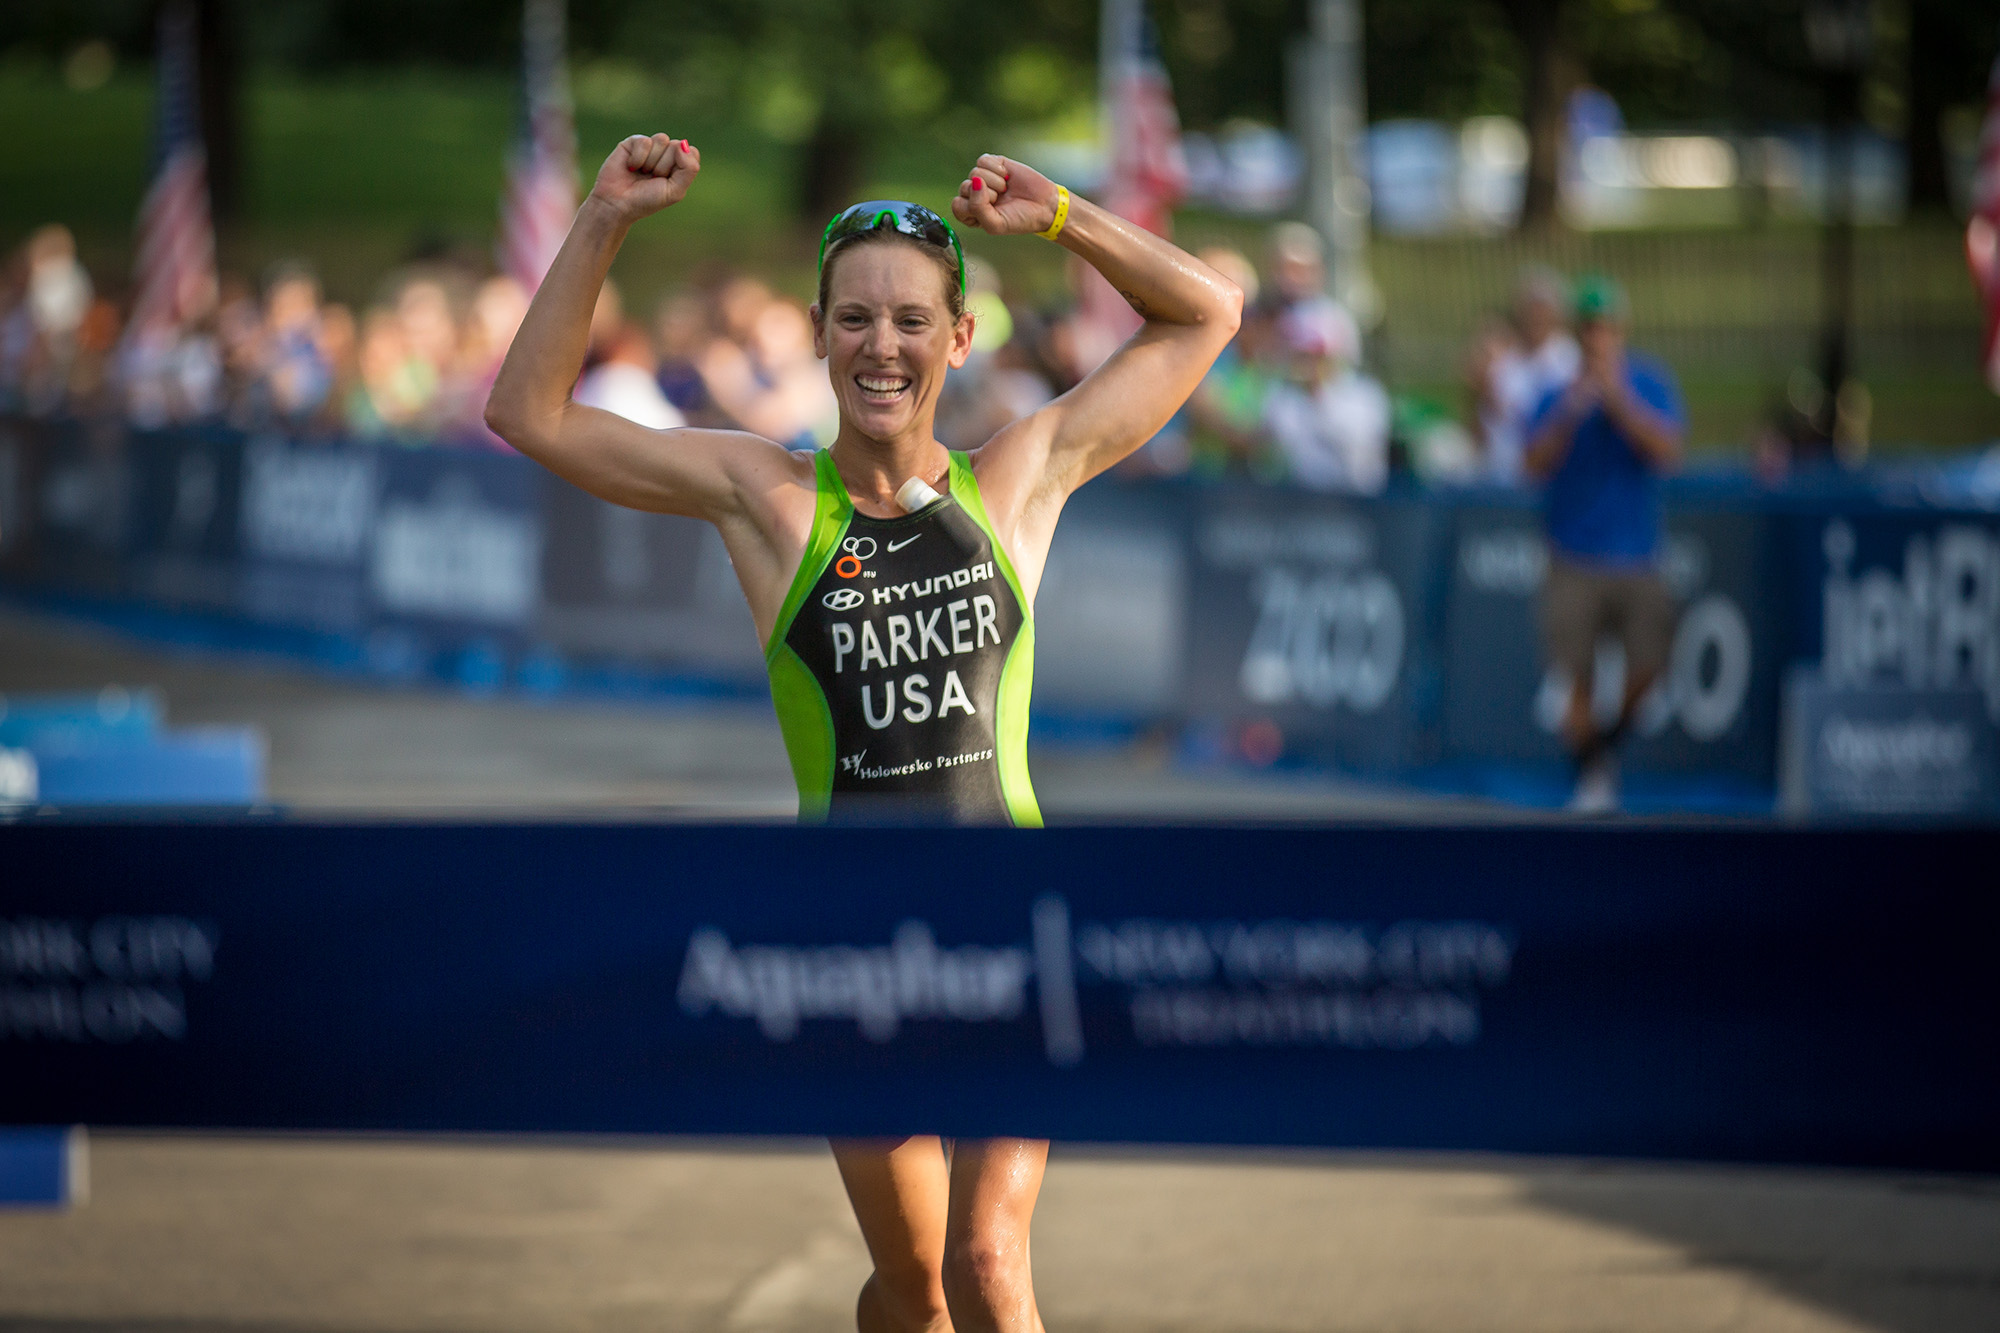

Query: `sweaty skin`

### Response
(486, 136, 1240, 642)
(484, 133, 1241, 1333)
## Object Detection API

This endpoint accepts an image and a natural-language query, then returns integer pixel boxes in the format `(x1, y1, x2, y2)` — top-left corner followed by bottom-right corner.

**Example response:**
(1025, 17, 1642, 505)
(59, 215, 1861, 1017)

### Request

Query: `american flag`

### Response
(1100, 2, 1189, 238)
(499, 0, 578, 294)
(1075, 0, 1188, 370)
(124, 0, 216, 346)
(1969, 47, 2000, 394)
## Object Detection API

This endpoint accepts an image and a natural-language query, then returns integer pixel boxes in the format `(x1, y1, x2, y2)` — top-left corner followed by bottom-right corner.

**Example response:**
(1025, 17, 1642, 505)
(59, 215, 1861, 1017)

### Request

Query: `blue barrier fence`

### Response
(0, 1126, 82, 1207)
(0, 686, 264, 808)
(2, 820, 1995, 1169)
(3, 418, 1998, 811)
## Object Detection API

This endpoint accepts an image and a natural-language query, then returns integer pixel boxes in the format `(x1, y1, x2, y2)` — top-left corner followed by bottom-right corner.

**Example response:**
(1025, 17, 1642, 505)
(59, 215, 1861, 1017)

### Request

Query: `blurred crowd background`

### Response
(0, 214, 1456, 493)
(2, 0, 1996, 482)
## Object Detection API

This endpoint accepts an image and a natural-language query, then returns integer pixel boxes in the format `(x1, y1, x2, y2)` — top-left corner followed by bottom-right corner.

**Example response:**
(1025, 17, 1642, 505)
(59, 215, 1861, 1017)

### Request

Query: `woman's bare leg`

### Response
(832, 1137, 954, 1333)
(941, 1138, 1049, 1333)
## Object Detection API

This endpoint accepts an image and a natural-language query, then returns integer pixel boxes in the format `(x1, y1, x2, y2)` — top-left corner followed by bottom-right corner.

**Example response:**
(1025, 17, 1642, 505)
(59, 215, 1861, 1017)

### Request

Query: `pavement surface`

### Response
(0, 604, 1504, 821)
(2, 1136, 1996, 1333)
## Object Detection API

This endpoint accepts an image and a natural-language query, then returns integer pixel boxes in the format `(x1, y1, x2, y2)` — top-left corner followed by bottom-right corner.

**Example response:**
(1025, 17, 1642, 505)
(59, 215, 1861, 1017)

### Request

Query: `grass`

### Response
(4, 63, 1995, 453)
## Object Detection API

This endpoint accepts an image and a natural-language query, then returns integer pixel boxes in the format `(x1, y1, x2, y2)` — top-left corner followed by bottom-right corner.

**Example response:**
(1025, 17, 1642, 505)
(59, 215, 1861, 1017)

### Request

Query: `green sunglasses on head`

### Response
(817, 200, 966, 296)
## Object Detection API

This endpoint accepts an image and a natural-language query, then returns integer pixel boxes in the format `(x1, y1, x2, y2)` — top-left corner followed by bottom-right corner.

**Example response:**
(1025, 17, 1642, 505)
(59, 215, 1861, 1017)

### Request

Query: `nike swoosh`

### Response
(885, 535, 921, 553)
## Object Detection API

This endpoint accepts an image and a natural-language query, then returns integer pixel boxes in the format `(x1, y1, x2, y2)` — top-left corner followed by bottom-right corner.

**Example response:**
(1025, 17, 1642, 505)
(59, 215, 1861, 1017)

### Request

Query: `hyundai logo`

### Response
(822, 588, 865, 611)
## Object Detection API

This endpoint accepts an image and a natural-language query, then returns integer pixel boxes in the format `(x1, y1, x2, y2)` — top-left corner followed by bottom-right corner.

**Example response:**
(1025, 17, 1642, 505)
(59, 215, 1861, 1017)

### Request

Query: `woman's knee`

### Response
(941, 1232, 1028, 1311)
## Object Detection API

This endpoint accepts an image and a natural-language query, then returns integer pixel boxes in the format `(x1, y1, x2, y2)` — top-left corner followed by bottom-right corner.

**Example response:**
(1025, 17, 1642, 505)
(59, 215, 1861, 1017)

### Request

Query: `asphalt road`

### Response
(2, 1135, 1996, 1333)
(0, 604, 1502, 821)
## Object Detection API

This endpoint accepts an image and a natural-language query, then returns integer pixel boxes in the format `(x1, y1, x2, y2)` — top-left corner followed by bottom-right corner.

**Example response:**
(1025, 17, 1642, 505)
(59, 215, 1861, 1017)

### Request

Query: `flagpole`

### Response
(1099, 0, 1138, 164)
(1295, 0, 1373, 324)
(500, 0, 577, 294)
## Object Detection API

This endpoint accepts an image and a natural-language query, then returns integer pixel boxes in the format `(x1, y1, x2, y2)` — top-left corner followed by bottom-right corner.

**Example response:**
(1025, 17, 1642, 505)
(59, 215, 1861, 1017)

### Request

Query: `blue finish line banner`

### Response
(2, 821, 1994, 1171)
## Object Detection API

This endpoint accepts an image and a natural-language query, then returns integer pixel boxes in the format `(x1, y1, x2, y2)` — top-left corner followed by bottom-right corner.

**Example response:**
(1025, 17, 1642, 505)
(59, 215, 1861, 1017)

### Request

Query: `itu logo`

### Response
(834, 534, 876, 579)
(822, 588, 865, 611)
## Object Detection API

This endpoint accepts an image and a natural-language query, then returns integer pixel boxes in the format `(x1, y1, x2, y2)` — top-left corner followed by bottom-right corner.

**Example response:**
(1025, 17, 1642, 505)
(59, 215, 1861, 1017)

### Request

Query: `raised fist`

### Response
(590, 133, 701, 222)
(950, 154, 1061, 237)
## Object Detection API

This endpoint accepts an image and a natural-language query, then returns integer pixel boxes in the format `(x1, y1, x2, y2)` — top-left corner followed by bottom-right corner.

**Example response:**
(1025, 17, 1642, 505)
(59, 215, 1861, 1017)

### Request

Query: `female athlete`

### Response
(486, 133, 1240, 1333)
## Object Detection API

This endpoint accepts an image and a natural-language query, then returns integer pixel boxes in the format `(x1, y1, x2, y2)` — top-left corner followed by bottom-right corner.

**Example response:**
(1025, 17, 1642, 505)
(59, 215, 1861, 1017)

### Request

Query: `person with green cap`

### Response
(1523, 273, 1685, 813)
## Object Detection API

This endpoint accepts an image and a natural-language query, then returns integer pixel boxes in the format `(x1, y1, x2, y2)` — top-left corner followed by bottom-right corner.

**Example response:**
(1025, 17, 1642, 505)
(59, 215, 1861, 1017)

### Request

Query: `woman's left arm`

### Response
(951, 155, 1242, 499)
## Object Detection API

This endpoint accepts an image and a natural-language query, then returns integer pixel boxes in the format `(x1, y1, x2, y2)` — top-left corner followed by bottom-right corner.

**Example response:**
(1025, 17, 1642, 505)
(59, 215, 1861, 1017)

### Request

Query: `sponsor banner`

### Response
(1182, 487, 1446, 769)
(1781, 671, 2000, 816)
(1441, 497, 1780, 779)
(29, 419, 130, 597)
(2, 418, 1995, 806)
(369, 449, 543, 631)
(537, 481, 761, 678)
(1033, 484, 1189, 713)
(124, 428, 244, 614)
(0, 417, 47, 577)
(1783, 507, 2000, 726)
(0, 821, 1995, 1168)
(235, 434, 378, 633)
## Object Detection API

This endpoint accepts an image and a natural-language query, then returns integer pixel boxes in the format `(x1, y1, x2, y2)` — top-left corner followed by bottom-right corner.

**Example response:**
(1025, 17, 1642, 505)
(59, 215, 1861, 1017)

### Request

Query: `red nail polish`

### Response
(681, 140, 689, 151)
(970, 178, 983, 191)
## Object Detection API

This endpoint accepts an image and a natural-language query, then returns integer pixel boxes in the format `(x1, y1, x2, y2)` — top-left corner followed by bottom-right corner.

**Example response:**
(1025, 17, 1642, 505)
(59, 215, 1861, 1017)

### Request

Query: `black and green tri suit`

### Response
(765, 449, 1041, 826)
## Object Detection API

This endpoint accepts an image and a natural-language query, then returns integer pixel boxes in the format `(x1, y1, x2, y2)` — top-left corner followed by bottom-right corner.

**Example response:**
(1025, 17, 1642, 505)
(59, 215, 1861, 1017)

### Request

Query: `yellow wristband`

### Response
(1038, 185, 1070, 241)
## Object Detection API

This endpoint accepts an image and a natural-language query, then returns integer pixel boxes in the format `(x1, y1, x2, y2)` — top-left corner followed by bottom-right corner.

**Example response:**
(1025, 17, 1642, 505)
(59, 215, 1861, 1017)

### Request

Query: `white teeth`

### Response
(858, 376, 909, 394)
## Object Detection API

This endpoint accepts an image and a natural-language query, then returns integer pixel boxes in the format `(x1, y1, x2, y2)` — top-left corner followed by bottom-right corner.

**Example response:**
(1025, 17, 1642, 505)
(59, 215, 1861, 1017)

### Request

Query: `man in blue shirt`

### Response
(1524, 275, 1685, 812)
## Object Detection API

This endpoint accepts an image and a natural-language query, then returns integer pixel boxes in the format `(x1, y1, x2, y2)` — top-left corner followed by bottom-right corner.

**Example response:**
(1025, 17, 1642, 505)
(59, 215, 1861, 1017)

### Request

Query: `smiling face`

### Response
(812, 237, 972, 445)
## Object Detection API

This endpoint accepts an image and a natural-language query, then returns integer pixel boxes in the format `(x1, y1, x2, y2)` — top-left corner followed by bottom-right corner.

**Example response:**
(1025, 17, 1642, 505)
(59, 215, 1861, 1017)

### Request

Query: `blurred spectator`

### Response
(315, 301, 359, 434)
(697, 280, 835, 450)
(1262, 301, 1390, 494)
(120, 267, 223, 429)
(936, 261, 1055, 450)
(448, 276, 529, 445)
(342, 272, 470, 442)
(1395, 396, 1481, 485)
(67, 286, 124, 414)
(346, 306, 430, 439)
(7, 226, 94, 416)
(396, 275, 460, 430)
(1265, 222, 1321, 309)
(244, 264, 333, 427)
(577, 308, 684, 430)
(651, 291, 720, 424)
(1264, 222, 1351, 338)
(1522, 275, 1685, 813)
(216, 273, 264, 403)
(1469, 266, 1578, 485)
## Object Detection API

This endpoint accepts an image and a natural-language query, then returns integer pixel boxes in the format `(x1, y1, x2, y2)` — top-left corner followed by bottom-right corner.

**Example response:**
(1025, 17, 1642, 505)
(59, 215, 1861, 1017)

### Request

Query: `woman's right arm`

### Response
(484, 134, 793, 521)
